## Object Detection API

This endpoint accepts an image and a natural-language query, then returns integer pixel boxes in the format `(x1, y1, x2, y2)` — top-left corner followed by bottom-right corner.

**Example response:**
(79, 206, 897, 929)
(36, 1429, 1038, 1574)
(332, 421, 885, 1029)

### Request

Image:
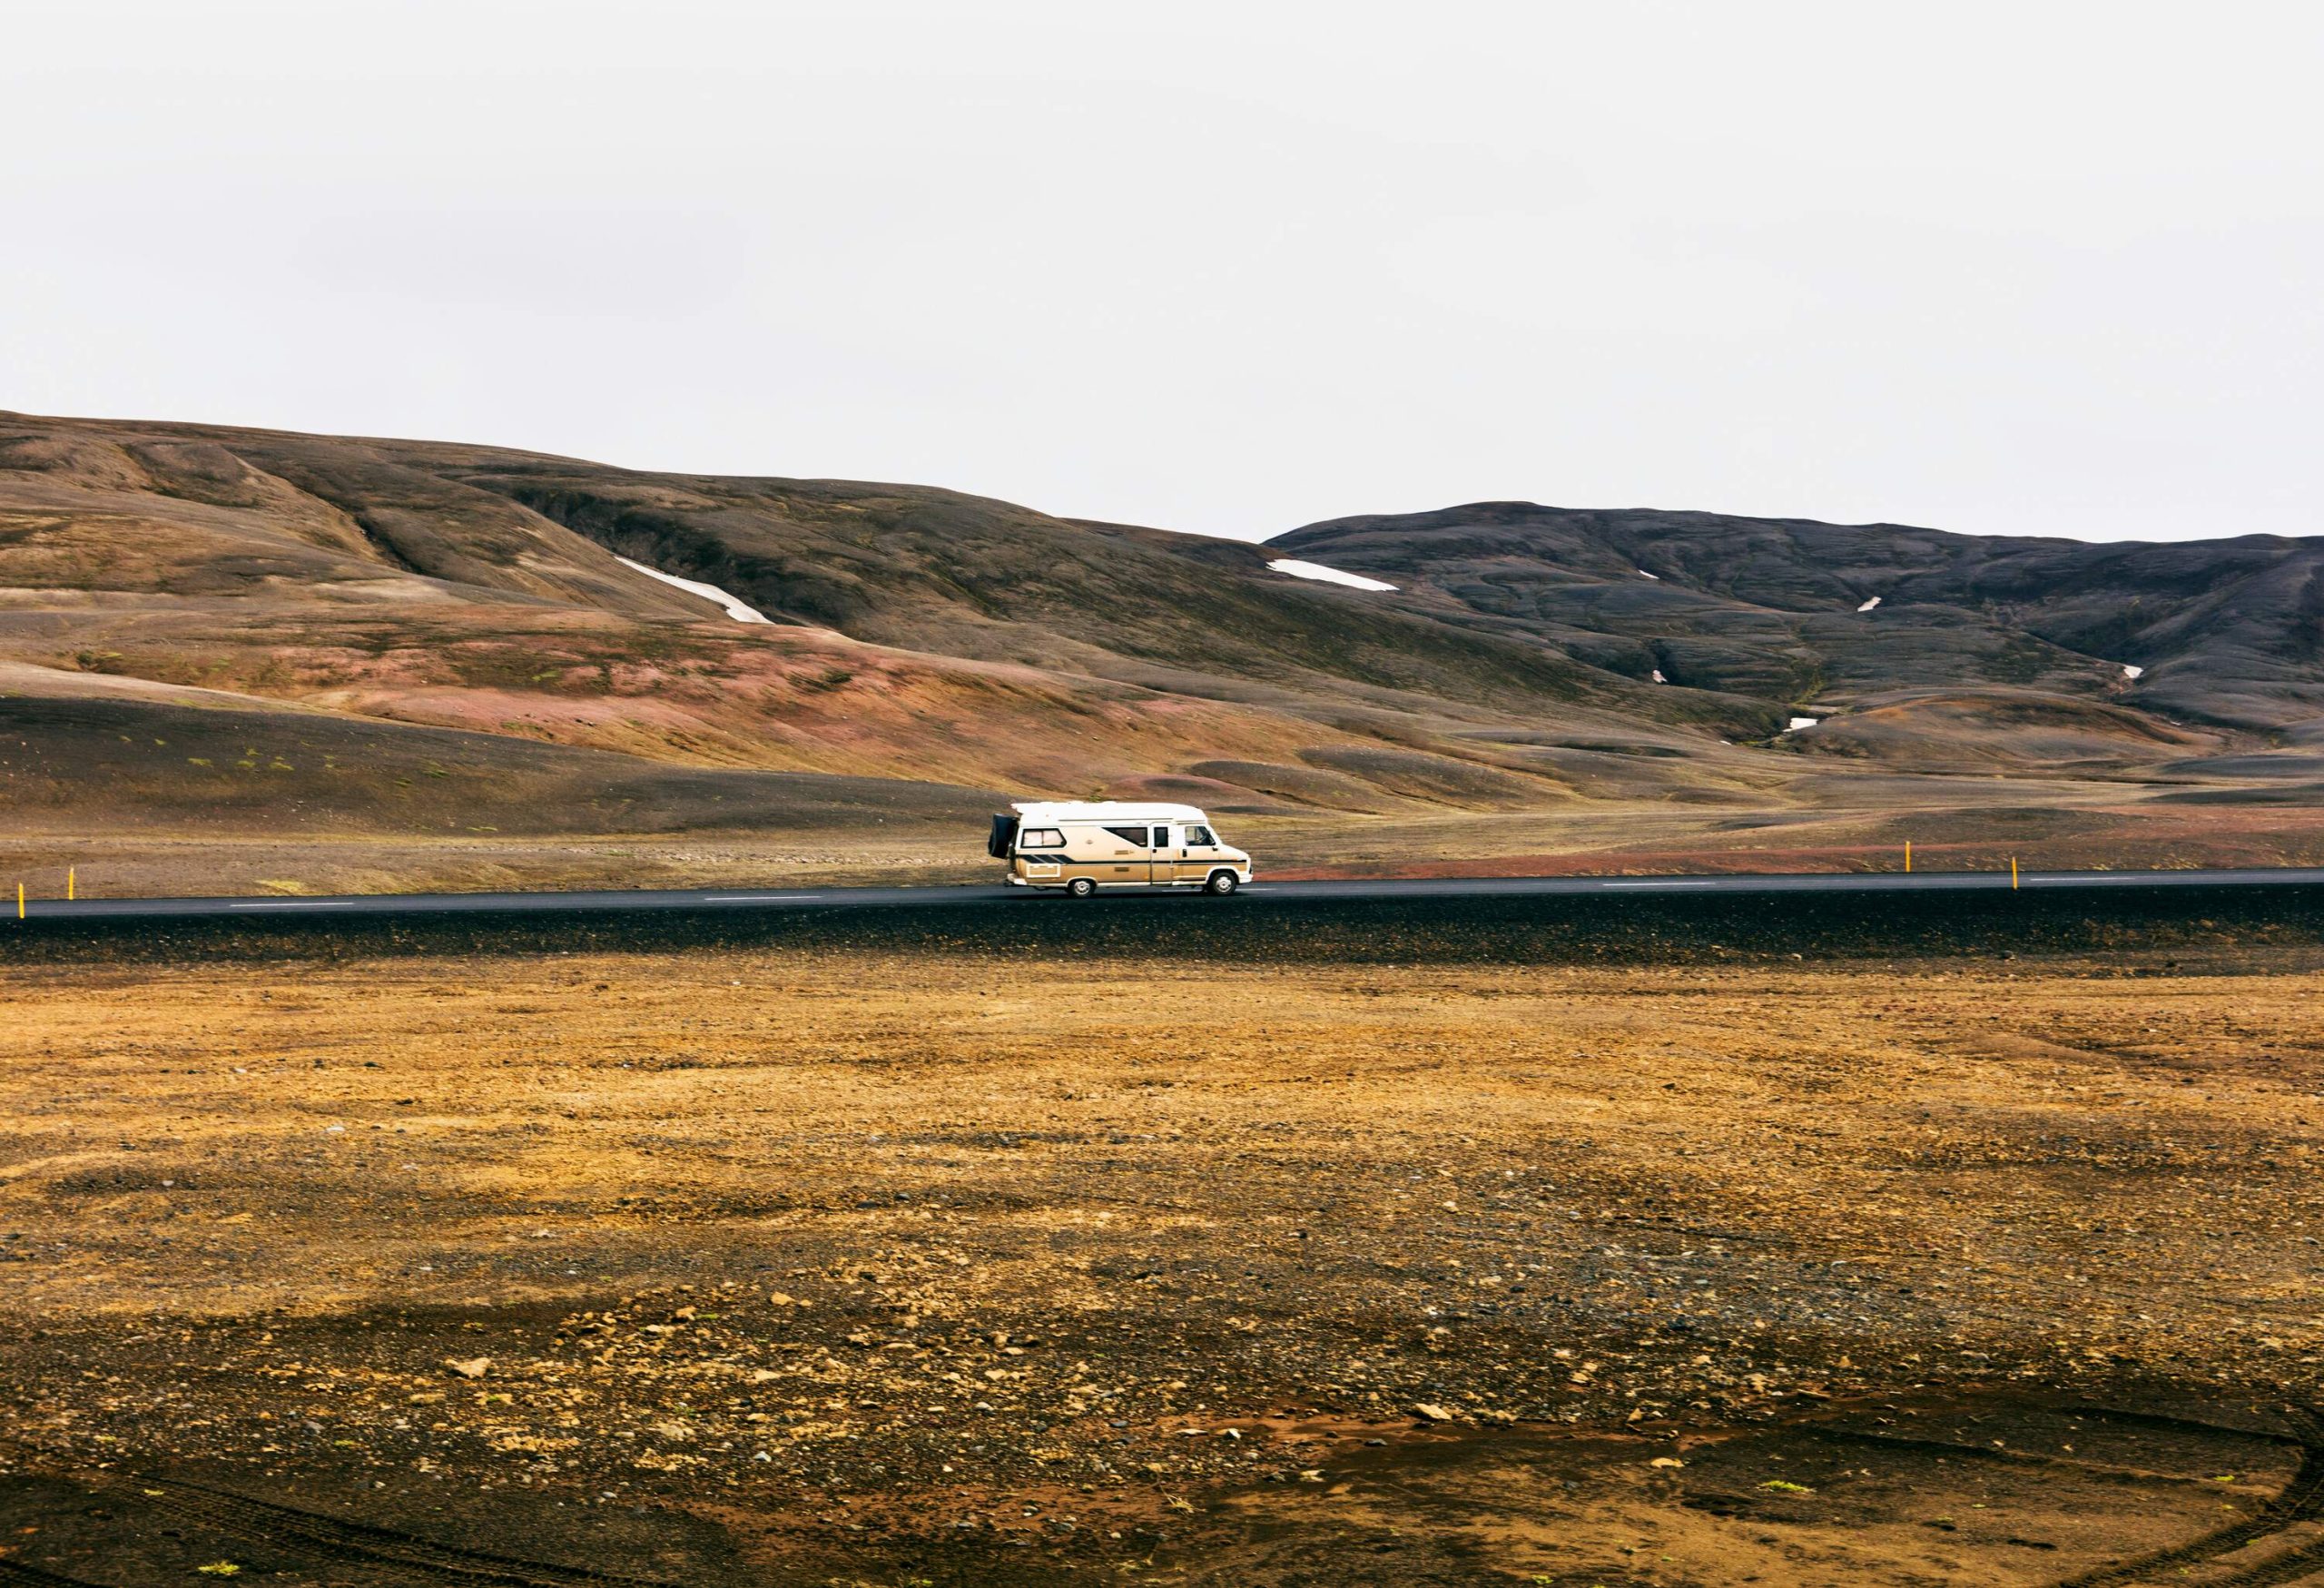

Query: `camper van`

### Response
(987, 801, 1254, 897)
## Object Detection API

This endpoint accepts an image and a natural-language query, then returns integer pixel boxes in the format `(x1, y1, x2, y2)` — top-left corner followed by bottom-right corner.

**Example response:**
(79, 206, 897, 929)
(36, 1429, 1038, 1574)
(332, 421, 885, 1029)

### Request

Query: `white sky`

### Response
(5, 2, 2319, 543)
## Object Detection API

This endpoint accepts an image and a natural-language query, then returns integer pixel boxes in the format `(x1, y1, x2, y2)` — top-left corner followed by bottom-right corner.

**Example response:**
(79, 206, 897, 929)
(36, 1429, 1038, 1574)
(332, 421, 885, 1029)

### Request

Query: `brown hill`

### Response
(0, 414, 1757, 815)
(3, 412, 2319, 892)
(1272, 501, 2324, 731)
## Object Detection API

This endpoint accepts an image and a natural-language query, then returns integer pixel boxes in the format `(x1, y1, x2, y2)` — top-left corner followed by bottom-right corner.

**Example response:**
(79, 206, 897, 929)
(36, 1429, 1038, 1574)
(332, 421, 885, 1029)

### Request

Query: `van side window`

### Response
(1185, 825, 1215, 846)
(1101, 824, 1151, 847)
(1017, 827, 1064, 849)
(1151, 826, 1169, 848)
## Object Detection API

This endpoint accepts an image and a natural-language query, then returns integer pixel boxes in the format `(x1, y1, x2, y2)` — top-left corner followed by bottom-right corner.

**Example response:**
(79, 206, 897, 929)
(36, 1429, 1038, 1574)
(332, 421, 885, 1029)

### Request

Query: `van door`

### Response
(1157, 824, 1192, 884)
(1176, 822, 1219, 884)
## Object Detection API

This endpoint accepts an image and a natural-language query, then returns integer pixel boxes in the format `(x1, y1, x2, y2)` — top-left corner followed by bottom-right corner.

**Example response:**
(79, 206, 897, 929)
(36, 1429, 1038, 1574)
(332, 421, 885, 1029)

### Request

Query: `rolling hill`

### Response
(2, 410, 2319, 892)
(1274, 502, 2324, 734)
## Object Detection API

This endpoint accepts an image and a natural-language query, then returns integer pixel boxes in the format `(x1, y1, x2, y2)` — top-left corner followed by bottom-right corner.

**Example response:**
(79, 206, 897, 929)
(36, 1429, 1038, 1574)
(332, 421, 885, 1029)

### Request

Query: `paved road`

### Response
(16, 865, 2324, 922)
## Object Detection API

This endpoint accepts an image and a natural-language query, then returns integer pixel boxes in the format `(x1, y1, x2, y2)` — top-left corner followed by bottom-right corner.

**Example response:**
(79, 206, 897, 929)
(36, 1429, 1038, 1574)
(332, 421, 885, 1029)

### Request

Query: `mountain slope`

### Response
(4, 411, 2319, 894)
(2, 414, 1745, 831)
(1272, 502, 2324, 731)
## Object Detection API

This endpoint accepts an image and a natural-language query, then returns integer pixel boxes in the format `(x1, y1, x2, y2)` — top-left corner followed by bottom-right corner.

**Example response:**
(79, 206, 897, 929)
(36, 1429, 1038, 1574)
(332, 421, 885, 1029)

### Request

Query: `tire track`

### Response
(1810, 1424, 2248, 1491)
(2063, 1406, 2315, 1447)
(0, 1562, 112, 1588)
(119, 1475, 678, 1588)
(2211, 1535, 2324, 1587)
(2048, 1408, 2324, 1588)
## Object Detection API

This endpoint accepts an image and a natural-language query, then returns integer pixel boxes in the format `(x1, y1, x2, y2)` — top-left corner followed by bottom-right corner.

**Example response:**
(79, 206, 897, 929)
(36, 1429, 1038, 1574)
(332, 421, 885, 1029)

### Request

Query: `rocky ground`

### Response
(1, 904, 2320, 1584)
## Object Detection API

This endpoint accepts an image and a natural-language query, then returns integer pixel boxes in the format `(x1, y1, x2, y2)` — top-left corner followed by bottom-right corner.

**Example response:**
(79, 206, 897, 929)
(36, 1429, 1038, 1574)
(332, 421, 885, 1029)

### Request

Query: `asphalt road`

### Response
(16, 864, 2324, 922)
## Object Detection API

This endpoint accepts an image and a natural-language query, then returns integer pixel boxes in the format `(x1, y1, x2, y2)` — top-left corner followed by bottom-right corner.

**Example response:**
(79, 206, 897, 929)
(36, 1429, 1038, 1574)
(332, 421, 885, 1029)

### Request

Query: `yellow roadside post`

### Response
(15, 883, 22, 920)
(68, 867, 74, 901)
(2011, 856, 2020, 890)
(1905, 842, 1912, 873)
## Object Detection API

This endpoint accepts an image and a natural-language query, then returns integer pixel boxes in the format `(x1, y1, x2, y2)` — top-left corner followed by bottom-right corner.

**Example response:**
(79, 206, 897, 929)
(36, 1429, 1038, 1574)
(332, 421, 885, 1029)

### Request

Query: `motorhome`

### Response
(987, 801, 1254, 896)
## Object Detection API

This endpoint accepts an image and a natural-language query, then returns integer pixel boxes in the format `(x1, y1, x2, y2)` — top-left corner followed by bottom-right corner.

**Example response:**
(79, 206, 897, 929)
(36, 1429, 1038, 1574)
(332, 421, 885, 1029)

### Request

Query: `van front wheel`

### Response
(1066, 876, 1098, 899)
(1205, 871, 1240, 896)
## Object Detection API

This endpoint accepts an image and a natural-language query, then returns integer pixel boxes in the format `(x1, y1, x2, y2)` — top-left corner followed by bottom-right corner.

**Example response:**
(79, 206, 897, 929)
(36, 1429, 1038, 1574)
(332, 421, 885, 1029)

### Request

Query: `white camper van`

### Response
(987, 802, 1254, 897)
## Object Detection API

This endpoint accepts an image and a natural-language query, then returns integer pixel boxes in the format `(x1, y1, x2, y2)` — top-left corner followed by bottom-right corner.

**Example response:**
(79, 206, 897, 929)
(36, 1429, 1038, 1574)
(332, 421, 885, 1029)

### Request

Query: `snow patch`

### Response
(1649, 668, 1668, 684)
(1266, 558, 1397, 592)
(1637, 568, 1659, 580)
(1786, 716, 1820, 732)
(616, 556, 771, 624)
(2122, 663, 2144, 680)
(1856, 596, 1882, 612)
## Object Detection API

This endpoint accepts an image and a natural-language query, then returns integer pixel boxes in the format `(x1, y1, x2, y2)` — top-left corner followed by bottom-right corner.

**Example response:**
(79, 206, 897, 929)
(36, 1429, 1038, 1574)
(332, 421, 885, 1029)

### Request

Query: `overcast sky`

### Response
(5, 2, 2319, 543)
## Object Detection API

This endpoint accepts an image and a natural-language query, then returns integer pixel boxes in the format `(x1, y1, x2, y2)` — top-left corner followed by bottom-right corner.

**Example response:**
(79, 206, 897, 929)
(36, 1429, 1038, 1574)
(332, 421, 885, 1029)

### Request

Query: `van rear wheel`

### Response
(1205, 870, 1240, 896)
(1066, 876, 1098, 899)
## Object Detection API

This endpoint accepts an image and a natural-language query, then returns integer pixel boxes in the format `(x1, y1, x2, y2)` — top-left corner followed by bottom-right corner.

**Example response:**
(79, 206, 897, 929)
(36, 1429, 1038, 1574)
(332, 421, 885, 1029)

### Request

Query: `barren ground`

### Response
(7, 787, 2324, 905)
(3, 914, 2321, 1585)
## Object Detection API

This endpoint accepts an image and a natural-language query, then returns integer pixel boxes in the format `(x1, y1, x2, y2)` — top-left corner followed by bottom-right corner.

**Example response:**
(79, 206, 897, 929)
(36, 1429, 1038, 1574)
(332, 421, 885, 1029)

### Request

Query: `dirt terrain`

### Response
(9, 774, 2324, 904)
(3, 901, 2319, 1584)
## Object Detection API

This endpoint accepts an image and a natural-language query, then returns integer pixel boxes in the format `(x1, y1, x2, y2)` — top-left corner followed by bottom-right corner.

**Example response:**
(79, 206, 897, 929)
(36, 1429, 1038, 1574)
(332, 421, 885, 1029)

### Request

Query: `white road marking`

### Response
(229, 901, 355, 909)
(2024, 875, 2148, 883)
(1600, 881, 1720, 889)
(701, 893, 822, 902)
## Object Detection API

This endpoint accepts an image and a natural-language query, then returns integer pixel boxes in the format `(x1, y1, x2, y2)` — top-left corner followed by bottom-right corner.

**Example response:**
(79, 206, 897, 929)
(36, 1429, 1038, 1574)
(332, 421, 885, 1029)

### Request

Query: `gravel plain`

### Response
(1, 897, 2319, 1584)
